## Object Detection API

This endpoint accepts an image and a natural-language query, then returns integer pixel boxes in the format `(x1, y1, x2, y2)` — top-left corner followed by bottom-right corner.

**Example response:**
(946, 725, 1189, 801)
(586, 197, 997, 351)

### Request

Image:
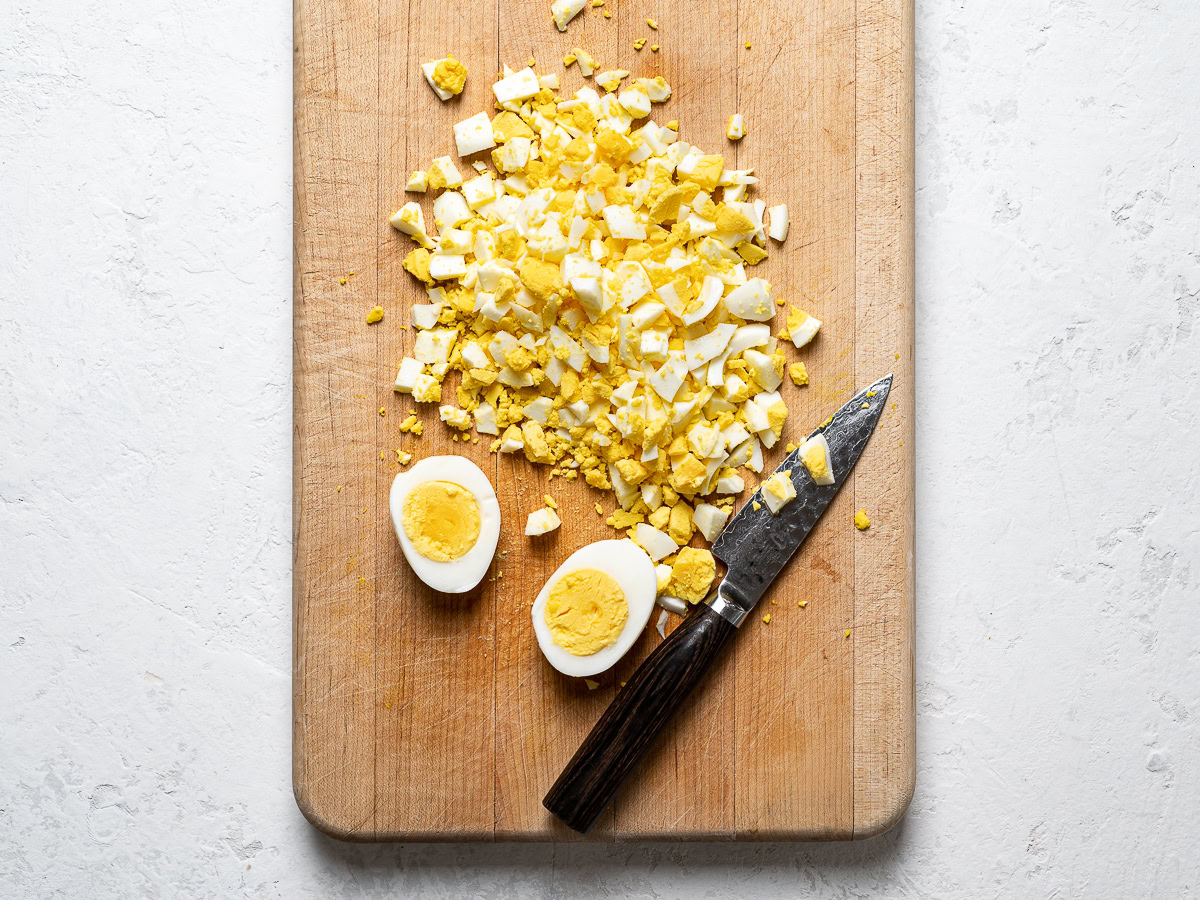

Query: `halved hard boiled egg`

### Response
(389, 456, 501, 593)
(531, 539, 657, 677)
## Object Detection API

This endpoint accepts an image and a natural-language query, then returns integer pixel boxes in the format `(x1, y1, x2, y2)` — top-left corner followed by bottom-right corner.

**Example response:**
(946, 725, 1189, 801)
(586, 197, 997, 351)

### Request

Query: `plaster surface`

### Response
(2, 0, 1198, 896)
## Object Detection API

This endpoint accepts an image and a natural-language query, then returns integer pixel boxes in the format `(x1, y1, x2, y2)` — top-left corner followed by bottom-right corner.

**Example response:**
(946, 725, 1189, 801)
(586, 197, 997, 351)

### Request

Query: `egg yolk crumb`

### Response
(402, 480, 481, 562)
(545, 568, 628, 656)
(854, 508, 871, 530)
(431, 56, 468, 95)
(366, 305, 384, 324)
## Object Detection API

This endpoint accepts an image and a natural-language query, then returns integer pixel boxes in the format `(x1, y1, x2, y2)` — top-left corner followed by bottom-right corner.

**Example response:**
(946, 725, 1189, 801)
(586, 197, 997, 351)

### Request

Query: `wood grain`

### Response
(294, 0, 914, 840)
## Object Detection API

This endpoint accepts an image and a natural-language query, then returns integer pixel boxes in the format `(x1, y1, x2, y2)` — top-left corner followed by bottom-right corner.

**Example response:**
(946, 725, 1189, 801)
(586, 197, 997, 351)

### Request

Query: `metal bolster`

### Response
(705, 579, 749, 628)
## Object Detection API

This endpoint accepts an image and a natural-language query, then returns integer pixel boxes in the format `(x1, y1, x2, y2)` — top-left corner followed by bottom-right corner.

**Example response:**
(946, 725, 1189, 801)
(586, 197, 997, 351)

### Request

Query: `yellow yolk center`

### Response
(544, 568, 628, 656)
(402, 480, 480, 562)
(802, 444, 830, 480)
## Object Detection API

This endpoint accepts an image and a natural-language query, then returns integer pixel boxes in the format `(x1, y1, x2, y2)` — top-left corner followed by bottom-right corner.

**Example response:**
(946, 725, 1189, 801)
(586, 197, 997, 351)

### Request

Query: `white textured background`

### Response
(3, 0, 1198, 895)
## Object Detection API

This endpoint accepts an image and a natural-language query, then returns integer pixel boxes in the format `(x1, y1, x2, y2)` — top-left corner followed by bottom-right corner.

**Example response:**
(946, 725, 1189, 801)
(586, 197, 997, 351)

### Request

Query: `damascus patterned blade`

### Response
(710, 374, 893, 612)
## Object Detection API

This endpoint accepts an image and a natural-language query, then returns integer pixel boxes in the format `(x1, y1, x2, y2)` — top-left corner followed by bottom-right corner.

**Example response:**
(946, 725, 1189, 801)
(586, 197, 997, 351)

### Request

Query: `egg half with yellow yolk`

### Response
(389, 456, 500, 593)
(531, 539, 657, 678)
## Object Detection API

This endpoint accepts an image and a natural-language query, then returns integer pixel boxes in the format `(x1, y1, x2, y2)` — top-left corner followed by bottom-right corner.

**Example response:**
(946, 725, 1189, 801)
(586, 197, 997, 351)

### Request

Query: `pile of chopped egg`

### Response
(388, 61, 819, 556)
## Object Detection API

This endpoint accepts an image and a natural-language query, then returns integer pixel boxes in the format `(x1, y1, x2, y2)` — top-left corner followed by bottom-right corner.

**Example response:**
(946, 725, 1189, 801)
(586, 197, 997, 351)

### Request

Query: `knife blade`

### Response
(706, 372, 893, 625)
(543, 374, 894, 833)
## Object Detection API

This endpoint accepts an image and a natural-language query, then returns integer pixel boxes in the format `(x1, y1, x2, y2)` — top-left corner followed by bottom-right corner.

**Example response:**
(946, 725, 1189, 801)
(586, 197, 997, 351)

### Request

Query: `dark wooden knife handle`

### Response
(543, 599, 737, 833)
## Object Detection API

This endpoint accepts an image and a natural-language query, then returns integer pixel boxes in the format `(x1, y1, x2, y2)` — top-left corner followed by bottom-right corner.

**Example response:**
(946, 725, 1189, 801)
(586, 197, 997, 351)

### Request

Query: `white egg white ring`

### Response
(531, 539, 657, 678)
(389, 456, 501, 594)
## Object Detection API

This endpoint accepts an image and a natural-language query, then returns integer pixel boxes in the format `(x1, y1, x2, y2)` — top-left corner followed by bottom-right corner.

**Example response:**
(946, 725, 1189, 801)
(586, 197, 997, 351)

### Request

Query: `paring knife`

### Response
(543, 374, 894, 833)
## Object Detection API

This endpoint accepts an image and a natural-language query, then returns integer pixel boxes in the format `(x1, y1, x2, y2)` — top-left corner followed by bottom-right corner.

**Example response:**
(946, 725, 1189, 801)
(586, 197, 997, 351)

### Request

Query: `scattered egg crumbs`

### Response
(854, 508, 871, 530)
(366, 305, 384, 324)
(584, 678, 600, 689)
(788, 361, 808, 386)
(762, 613, 771, 624)
(650, 44, 660, 52)
(544, 493, 558, 509)
(646, 18, 658, 29)
(798, 599, 807, 607)
(386, 62, 811, 542)
(844, 629, 851, 637)
(633, 38, 646, 51)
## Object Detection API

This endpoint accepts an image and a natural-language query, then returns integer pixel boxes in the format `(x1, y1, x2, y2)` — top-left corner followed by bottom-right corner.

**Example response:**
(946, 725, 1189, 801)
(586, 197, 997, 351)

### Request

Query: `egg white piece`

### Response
(531, 539, 657, 677)
(389, 456, 501, 594)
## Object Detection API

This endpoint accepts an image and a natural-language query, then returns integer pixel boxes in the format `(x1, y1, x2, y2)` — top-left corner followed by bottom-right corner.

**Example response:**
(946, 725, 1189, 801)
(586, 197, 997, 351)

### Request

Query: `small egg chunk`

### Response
(526, 507, 562, 535)
(798, 433, 836, 486)
(786, 306, 822, 349)
(726, 113, 746, 140)
(402, 481, 480, 561)
(854, 508, 871, 530)
(552, 0, 586, 31)
(767, 204, 790, 241)
(366, 305, 384, 324)
(669, 548, 716, 604)
(761, 470, 797, 514)
(421, 57, 468, 101)
(693, 502, 730, 541)
(453, 111, 497, 157)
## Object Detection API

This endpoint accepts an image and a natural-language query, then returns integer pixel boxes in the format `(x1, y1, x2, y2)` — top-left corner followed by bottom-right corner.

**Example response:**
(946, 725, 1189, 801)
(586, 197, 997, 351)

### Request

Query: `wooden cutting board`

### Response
(293, 0, 913, 841)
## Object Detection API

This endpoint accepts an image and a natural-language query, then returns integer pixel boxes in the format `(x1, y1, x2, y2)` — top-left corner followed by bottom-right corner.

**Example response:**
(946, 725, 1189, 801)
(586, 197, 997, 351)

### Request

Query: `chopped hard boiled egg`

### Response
(531, 539, 657, 676)
(761, 470, 797, 514)
(797, 433, 835, 486)
(389, 456, 501, 593)
(726, 113, 746, 140)
(421, 57, 468, 101)
(786, 306, 822, 349)
(526, 506, 562, 535)
(854, 508, 871, 530)
(453, 111, 497, 157)
(669, 547, 716, 603)
(551, 0, 586, 31)
(767, 204, 790, 241)
(387, 65, 810, 533)
(693, 502, 730, 541)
